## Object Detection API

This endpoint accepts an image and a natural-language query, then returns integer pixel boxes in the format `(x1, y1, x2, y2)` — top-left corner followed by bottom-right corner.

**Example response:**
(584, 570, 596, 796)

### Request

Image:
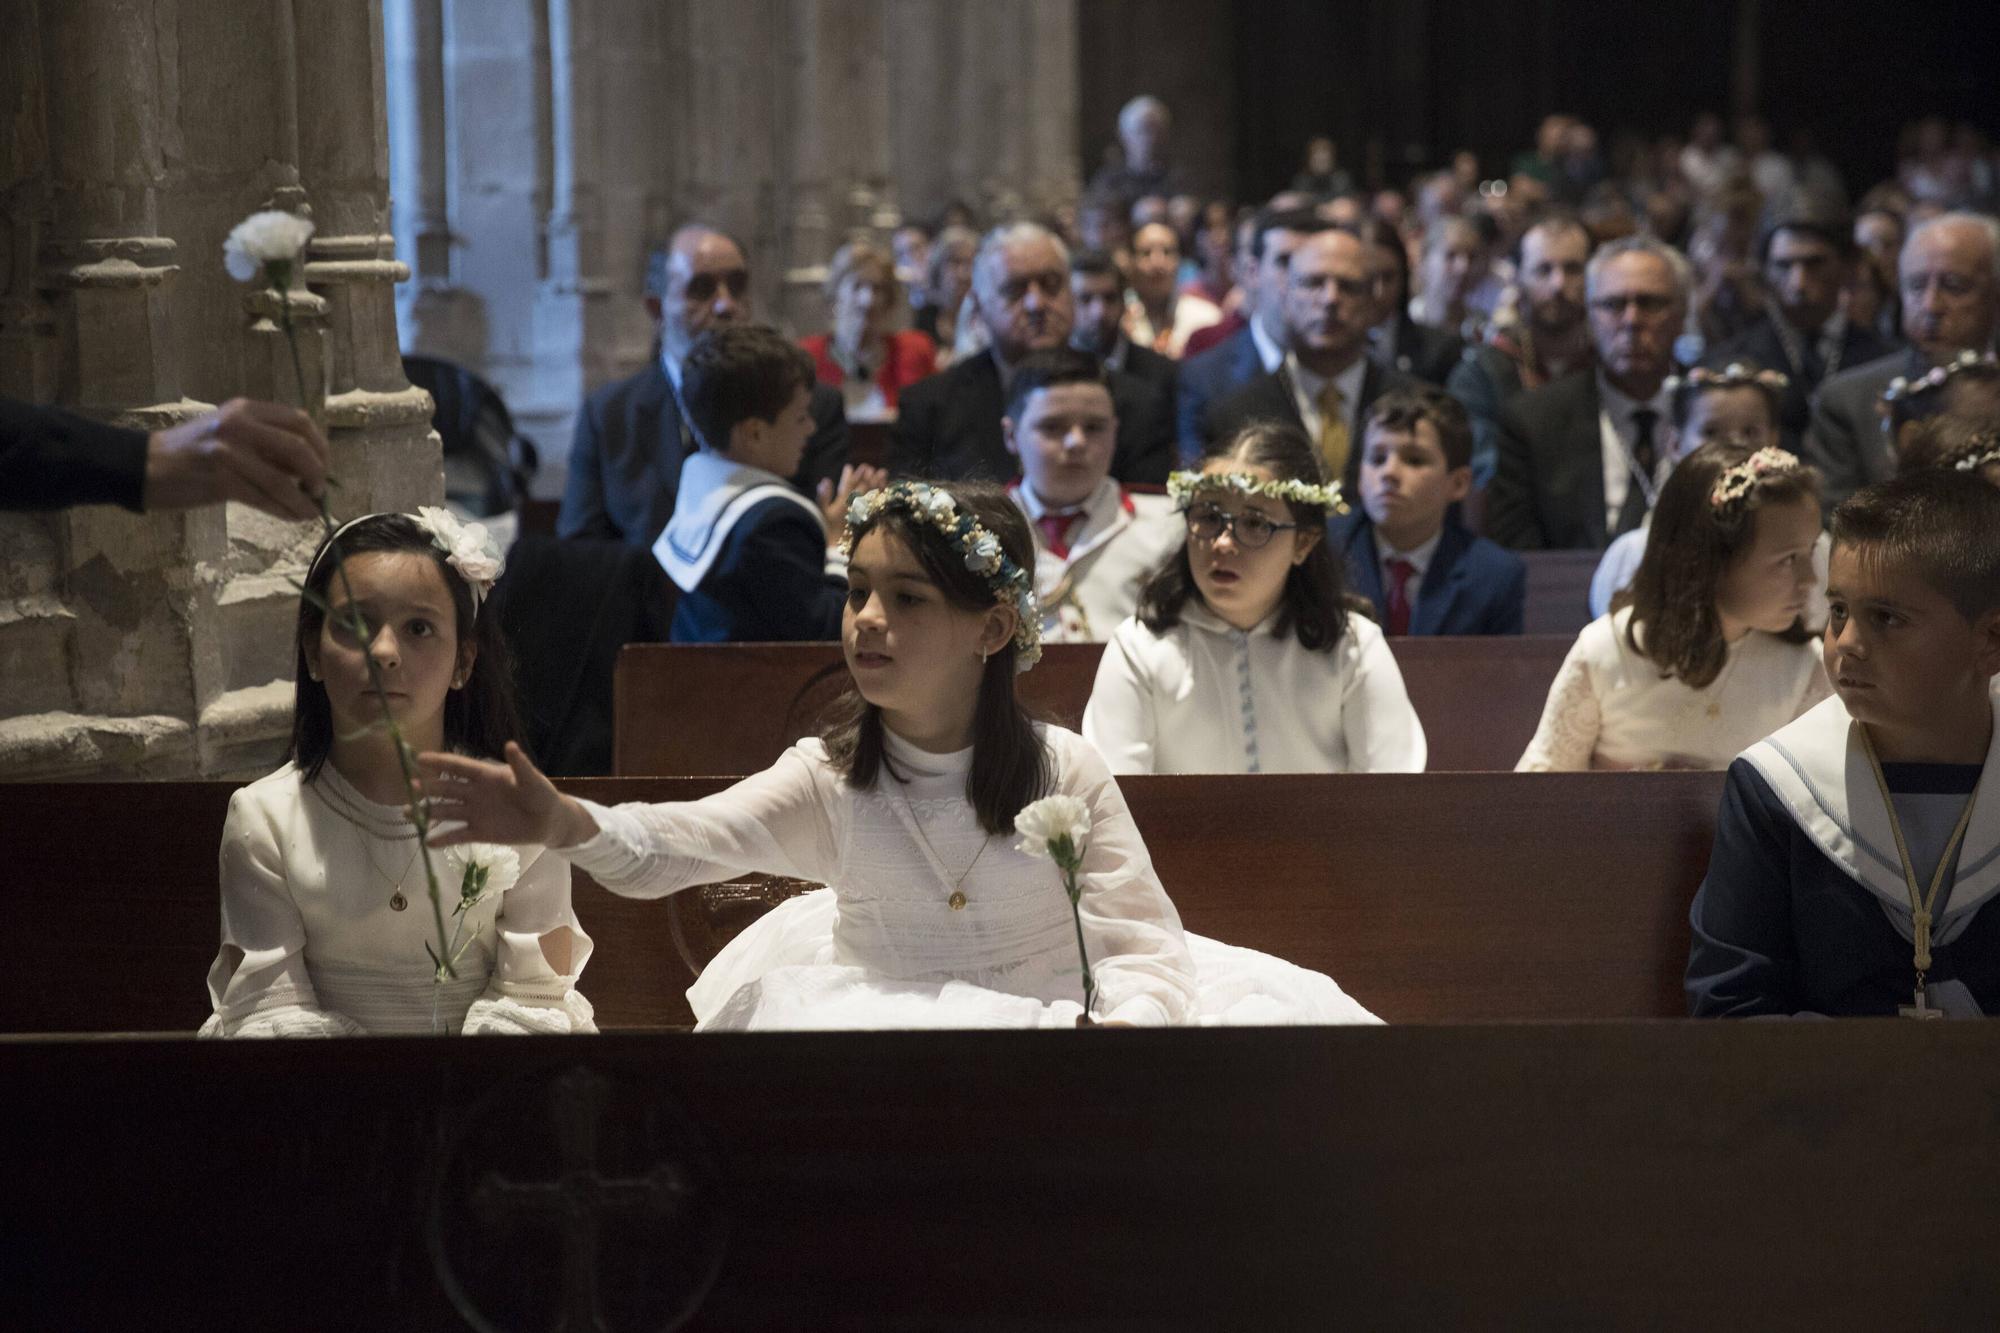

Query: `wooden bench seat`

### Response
(3, 769, 1721, 1033)
(613, 635, 1573, 776)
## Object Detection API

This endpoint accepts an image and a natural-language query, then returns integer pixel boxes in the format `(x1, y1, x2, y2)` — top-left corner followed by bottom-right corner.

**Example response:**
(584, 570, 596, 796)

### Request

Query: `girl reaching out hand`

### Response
(422, 480, 1377, 1029)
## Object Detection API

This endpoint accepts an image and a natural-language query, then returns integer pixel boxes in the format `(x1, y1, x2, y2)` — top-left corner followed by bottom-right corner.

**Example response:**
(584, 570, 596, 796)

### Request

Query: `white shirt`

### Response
(201, 763, 596, 1037)
(1376, 527, 1444, 623)
(1287, 353, 1370, 446)
(1126, 291, 1224, 358)
(1009, 478, 1184, 642)
(1596, 373, 1673, 534)
(1084, 603, 1427, 775)
(1249, 317, 1285, 373)
(1516, 606, 1831, 771)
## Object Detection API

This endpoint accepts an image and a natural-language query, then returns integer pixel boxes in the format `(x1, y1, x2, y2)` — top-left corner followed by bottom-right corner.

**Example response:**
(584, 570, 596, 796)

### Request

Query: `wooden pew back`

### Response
(2, 769, 1719, 1033)
(615, 636, 1571, 775)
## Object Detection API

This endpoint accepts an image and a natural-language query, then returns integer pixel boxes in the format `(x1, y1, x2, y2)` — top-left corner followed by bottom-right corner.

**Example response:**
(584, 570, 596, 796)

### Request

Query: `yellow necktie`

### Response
(1317, 382, 1350, 483)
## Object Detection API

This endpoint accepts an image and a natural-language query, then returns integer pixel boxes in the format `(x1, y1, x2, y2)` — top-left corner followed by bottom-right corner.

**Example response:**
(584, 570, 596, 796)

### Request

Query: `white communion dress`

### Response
(1516, 606, 1832, 771)
(200, 762, 597, 1037)
(567, 725, 1379, 1029)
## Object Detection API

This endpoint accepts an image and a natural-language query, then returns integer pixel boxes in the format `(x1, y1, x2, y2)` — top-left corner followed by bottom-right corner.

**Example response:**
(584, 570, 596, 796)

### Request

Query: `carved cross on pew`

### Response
(469, 1067, 691, 1332)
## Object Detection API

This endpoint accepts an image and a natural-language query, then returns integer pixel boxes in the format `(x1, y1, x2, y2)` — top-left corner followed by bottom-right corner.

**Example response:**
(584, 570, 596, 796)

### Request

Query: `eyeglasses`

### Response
(1589, 293, 1676, 317)
(682, 268, 750, 303)
(1183, 502, 1299, 550)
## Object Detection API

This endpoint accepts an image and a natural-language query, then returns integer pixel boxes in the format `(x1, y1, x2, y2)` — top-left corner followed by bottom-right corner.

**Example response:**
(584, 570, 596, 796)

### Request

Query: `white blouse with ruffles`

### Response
(200, 762, 596, 1037)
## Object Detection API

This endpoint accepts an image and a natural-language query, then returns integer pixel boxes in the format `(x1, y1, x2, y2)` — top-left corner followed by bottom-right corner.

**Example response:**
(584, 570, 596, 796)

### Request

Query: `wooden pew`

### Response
(2, 769, 1721, 1034)
(10, 1024, 2000, 1328)
(614, 636, 1572, 776)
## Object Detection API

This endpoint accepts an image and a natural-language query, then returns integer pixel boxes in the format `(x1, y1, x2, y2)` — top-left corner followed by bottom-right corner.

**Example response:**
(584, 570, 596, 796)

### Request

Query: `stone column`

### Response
(386, 0, 483, 363)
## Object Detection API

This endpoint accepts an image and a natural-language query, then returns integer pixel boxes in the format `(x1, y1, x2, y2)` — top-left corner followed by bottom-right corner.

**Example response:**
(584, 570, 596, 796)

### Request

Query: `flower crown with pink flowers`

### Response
(1708, 446, 1807, 517)
(1946, 429, 2000, 475)
(1666, 362, 1790, 396)
(1881, 348, 1999, 406)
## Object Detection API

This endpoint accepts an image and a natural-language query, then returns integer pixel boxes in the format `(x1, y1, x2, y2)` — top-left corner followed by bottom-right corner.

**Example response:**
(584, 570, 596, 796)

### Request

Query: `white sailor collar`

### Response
(1745, 693, 2000, 923)
(653, 452, 822, 593)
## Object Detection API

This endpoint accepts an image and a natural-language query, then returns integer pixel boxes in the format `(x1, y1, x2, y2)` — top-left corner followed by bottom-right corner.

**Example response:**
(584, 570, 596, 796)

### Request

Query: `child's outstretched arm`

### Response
(418, 743, 599, 850)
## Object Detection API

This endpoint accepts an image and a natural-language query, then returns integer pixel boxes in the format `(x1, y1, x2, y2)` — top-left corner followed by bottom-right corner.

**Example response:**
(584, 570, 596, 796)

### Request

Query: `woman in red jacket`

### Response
(801, 240, 938, 422)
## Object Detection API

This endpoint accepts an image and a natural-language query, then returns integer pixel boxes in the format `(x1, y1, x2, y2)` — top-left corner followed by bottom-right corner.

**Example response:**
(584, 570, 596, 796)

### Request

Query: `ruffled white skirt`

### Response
(689, 890, 1380, 1030)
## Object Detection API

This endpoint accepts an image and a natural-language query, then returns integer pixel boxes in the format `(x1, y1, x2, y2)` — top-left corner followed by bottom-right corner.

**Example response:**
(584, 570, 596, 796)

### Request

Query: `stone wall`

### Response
(0, 0, 440, 779)
(385, 0, 1081, 497)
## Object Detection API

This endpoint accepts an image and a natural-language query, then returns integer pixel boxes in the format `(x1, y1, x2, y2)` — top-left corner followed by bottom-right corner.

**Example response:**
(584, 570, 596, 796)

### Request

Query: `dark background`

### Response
(1079, 0, 2000, 204)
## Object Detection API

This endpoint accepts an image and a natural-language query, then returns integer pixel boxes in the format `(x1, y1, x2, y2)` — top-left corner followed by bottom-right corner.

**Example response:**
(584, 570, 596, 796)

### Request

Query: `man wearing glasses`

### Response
(1806, 212, 1999, 508)
(1488, 235, 1691, 550)
(558, 224, 850, 547)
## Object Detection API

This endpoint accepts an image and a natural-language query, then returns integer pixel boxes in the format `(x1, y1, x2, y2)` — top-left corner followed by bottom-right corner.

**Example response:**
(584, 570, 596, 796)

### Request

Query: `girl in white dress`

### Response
(1518, 439, 1830, 771)
(420, 481, 1377, 1029)
(1083, 421, 1426, 774)
(201, 510, 595, 1037)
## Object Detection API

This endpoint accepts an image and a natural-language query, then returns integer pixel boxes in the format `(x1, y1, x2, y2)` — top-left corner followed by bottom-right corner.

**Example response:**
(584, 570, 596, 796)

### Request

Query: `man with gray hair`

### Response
(1488, 234, 1692, 549)
(892, 222, 1173, 483)
(1087, 94, 1189, 206)
(1806, 211, 2000, 506)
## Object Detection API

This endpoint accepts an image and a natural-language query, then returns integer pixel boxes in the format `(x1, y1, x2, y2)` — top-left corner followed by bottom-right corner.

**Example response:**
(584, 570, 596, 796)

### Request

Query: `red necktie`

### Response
(1036, 512, 1080, 559)
(1385, 558, 1416, 636)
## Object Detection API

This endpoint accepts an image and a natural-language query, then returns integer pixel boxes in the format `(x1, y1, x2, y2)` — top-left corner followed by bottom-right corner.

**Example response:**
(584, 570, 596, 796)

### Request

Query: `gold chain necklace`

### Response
(1860, 726, 1980, 1018)
(314, 776, 421, 911)
(898, 795, 992, 912)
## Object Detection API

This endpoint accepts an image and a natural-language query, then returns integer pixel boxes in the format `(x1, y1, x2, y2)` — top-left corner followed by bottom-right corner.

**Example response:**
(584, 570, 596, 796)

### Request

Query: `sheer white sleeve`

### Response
(200, 787, 364, 1039)
(1341, 623, 1428, 773)
(565, 746, 840, 898)
(1516, 636, 1602, 772)
(460, 845, 598, 1035)
(1081, 620, 1159, 774)
(1055, 733, 1199, 1026)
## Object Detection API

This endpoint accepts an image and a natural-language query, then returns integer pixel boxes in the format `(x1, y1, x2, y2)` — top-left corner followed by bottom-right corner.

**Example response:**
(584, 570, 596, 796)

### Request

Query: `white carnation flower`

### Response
(223, 210, 315, 282)
(1014, 794, 1091, 859)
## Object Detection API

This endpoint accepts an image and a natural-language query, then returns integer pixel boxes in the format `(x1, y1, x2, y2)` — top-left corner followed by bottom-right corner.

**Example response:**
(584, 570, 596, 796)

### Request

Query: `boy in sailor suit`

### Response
(1687, 472, 2000, 1017)
(1003, 349, 1183, 642)
(654, 325, 883, 642)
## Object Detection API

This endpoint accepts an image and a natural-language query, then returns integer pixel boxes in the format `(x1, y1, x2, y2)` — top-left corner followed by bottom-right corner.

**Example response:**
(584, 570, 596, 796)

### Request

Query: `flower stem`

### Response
(270, 266, 311, 414)
(1065, 868, 1096, 1019)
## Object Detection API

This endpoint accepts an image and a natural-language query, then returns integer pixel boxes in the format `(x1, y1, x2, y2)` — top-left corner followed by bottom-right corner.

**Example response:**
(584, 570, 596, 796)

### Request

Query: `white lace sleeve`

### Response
(565, 746, 840, 898)
(1516, 635, 1602, 772)
(1055, 732, 1199, 1026)
(1081, 619, 1159, 774)
(460, 845, 598, 1035)
(201, 786, 364, 1038)
(1340, 622, 1428, 773)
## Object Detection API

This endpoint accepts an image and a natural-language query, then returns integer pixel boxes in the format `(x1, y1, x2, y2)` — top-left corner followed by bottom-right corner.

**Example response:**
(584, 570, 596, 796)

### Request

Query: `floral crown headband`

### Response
(1946, 429, 2000, 475)
(1167, 469, 1349, 515)
(305, 506, 506, 616)
(1709, 446, 1806, 516)
(1666, 362, 1790, 395)
(842, 482, 1043, 672)
(1881, 349, 1999, 406)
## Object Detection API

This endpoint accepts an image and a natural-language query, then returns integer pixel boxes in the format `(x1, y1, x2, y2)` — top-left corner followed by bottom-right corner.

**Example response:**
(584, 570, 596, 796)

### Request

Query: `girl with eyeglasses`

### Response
(1083, 421, 1426, 774)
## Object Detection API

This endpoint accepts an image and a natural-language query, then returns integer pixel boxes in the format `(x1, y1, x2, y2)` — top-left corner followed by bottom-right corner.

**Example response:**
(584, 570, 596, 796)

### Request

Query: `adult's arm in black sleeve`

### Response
(0, 398, 149, 512)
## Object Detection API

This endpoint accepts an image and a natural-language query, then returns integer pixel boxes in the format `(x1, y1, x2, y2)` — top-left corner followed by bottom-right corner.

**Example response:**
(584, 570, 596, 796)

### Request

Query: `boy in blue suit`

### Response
(1329, 386, 1525, 635)
(654, 325, 881, 642)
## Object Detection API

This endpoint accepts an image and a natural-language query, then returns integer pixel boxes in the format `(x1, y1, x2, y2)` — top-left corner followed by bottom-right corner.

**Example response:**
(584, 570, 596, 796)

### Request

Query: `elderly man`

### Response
(1488, 234, 1690, 550)
(1447, 215, 1595, 486)
(1070, 249, 1178, 400)
(558, 224, 848, 547)
(1087, 94, 1188, 206)
(1201, 227, 1420, 488)
(1705, 213, 1899, 451)
(890, 223, 1173, 484)
(1175, 206, 1329, 461)
(1806, 212, 1999, 507)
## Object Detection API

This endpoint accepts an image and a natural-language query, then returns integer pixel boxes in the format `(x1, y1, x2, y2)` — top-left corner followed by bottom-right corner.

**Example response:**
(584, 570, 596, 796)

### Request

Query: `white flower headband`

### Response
(1948, 430, 2000, 475)
(842, 482, 1043, 671)
(306, 508, 506, 617)
(1666, 362, 1790, 395)
(1167, 469, 1349, 515)
(1709, 446, 1805, 516)
(1881, 348, 1998, 405)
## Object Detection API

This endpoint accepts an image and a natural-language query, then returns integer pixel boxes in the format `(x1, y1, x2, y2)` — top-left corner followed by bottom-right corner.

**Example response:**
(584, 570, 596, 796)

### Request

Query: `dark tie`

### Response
(1036, 512, 1080, 559)
(1615, 408, 1659, 536)
(1385, 558, 1416, 635)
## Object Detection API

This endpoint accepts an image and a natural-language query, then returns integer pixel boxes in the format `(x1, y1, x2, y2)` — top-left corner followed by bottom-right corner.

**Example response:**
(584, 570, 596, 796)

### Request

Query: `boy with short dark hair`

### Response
(1002, 348, 1180, 642)
(1688, 470, 2000, 1017)
(655, 324, 880, 641)
(1329, 386, 1525, 635)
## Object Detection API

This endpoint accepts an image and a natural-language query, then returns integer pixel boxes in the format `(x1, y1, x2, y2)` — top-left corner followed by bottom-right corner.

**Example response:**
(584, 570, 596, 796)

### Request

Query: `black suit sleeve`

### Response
(556, 390, 619, 541)
(1486, 396, 1545, 550)
(889, 377, 939, 479)
(1109, 371, 1174, 486)
(791, 386, 850, 496)
(706, 503, 845, 641)
(0, 398, 149, 513)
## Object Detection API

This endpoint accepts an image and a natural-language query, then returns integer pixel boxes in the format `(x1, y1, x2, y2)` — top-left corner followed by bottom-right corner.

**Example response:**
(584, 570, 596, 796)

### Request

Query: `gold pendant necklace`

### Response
(900, 800, 991, 912)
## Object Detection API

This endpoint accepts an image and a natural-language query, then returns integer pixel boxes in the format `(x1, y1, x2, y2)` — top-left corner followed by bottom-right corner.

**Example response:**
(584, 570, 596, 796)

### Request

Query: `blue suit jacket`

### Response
(1174, 326, 1267, 464)
(1329, 510, 1526, 636)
